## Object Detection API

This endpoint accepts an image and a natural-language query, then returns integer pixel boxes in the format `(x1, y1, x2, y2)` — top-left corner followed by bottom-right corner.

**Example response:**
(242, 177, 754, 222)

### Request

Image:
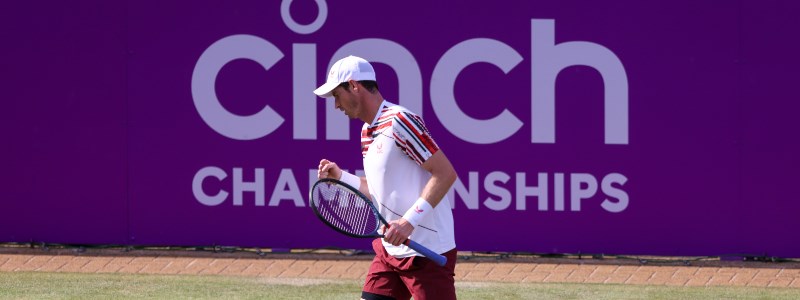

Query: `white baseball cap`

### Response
(313, 55, 376, 98)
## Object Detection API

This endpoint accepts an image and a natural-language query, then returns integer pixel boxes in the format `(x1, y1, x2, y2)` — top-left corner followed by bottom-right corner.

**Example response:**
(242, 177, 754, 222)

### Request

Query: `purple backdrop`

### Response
(2, 0, 799, 257)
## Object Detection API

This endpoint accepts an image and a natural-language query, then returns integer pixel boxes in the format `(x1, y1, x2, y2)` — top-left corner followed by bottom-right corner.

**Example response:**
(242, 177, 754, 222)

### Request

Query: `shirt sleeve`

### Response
(391, 111, 440, 165)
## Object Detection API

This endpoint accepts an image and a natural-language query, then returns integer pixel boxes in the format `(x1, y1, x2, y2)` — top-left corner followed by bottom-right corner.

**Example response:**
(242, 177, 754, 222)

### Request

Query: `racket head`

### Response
(310, 178, 384, 238)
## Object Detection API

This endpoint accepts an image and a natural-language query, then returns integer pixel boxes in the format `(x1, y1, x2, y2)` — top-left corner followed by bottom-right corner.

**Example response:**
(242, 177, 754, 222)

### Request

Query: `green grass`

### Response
(1, 272, 799, 299)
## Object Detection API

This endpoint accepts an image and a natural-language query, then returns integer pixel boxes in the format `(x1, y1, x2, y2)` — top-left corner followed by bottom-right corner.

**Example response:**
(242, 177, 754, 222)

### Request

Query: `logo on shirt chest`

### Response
(376, 142, 384, 154)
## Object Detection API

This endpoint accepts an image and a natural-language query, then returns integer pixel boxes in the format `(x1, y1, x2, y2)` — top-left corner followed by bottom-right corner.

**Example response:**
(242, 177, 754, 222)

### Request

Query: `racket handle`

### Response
(405, 239, 447, 267)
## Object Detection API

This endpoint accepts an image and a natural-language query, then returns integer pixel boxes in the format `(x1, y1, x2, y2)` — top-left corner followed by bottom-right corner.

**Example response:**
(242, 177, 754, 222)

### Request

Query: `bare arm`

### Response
(419, 150, 458, 208)
(317, 159, 370, 196)
(383, 150, 457, 246)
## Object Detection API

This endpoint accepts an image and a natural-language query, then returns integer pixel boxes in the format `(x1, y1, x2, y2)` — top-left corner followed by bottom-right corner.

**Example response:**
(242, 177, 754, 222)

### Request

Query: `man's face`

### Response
(332, 83, 359, 119)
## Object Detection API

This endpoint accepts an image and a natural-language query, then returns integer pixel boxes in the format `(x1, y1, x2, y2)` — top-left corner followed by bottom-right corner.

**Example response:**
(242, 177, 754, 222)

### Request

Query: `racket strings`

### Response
(314, 184, 377, 236)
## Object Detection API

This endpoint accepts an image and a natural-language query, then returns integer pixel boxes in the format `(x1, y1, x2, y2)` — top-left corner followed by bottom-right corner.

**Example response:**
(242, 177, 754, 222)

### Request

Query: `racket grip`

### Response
(406, 239, 447, 267)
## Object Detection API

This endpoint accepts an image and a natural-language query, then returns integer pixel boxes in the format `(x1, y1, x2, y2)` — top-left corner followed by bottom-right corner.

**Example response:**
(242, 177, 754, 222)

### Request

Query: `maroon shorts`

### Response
(362, 238, 457, 300)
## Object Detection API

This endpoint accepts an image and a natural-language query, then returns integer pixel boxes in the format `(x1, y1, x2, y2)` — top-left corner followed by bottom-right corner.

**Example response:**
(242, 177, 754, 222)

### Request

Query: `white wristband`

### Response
(339, 171, 361, 189)
(402, 198, 433, 227)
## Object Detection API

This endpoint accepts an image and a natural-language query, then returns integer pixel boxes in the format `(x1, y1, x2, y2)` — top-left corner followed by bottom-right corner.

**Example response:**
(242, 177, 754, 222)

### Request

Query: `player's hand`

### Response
(318, 159, 342, 180)
(382, 219, 414, 246)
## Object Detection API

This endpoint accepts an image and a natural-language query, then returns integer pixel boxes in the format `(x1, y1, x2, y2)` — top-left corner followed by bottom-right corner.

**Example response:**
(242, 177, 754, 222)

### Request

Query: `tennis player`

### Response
(314, 55, 458, 300)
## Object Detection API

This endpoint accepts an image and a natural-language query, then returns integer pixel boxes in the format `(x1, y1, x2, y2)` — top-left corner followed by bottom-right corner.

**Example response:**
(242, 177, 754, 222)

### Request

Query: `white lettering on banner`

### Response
(483, 171, 512, 211)
(190, 0, 629, 144)
(270, 168, 305, 207)
(191, 35, 285, 140)
(280, 0, 327, 34)
(194, 167, 628, 213)
(445, 171, 629, 213)
(192, 166, 228, 206)
(600, 173, 629, 213)
(431, 39, 524, 144)
(189, 2, 632, 214)
(554, 173, 565, 211)
(193, 167, 304, 207)
(531, 19, 629, 144)
(570, 173, 598, 212)
(233, 167, 264, 206)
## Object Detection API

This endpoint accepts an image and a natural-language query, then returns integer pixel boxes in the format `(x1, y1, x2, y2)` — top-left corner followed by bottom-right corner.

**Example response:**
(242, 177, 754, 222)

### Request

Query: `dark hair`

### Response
(338, 80, 379, 93)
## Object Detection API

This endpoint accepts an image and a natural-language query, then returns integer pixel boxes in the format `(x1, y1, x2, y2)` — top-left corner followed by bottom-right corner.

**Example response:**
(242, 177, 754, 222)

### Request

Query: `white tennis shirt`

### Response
(361, 101, 456, 257)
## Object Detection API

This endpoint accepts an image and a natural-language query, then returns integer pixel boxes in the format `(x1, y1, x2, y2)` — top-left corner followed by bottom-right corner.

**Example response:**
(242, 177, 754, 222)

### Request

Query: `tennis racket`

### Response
(310, 178, 447, 266)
